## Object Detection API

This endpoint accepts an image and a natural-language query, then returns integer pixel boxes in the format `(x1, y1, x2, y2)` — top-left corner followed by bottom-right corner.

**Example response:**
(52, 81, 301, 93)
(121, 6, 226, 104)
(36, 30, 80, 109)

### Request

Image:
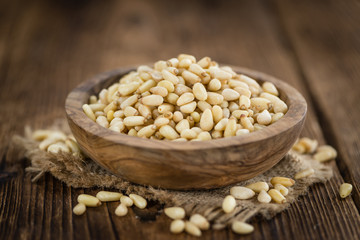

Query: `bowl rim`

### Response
(65, 65, 307, 151)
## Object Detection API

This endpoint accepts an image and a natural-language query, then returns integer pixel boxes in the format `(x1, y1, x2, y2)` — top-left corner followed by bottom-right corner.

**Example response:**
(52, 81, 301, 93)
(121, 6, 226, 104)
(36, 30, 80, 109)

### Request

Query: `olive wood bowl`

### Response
(65, 66, 307, 190)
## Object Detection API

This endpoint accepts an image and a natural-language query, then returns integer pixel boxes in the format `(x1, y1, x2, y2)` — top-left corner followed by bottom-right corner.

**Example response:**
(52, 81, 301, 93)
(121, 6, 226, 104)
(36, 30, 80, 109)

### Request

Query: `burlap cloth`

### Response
(12, 119, 333, 230)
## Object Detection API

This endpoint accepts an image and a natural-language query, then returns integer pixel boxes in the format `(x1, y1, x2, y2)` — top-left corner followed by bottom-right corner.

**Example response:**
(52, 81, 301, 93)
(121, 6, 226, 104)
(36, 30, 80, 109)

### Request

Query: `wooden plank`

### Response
(0, 0, 359, 239)
(273, 0, 360, 207)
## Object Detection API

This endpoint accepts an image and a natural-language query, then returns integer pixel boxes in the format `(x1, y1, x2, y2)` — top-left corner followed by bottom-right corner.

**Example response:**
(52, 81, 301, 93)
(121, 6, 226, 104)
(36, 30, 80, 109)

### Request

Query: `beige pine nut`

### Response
(232, 110, 249, 119)
(124, 106, 138, 117)
(207, 78, 222, 91)
(154, 60, 168, 71)
(230, 186, 255, 200)
(120, 195, 133, 207)
(292, 141, 306, 154)
(38, 132, 67, 150)
(190, 112, 201, 122)
(150, 71, 163, 82)
(180, 101, 197, 114)
(271, 112, 284, 123)
(128, 128, 138, 136)
(228, 102, 239, 112)
(224, 118, 237, 137)
(170, 219, 185, 234)
(123, 116, 145, 127)
(214, 118, 228, 131)
(200, 109, 214, 131)
(339, 183, 353, 198)
(115, 203, 128, 217)
(77, 194, 101, 207)
(189, 214, 209, 230)
(222, 195, 236, 213)
(298, 137, 318, 153)
(191, 127, 203, 134)
(189, 63, 206, 77)
(166, 58, 179, 68)
(232, 221, 254, 235)
(65, 138, 80, 154)
(313, 150, 337, 162)
(178, 58, 192, 68)
(137, 104, 151, 119)
(164, 207, 185, 220)
(120, 94, 139, 110)
(197, 100, 212, 111)
(165, 93, 179, 105)
(99, 89, 109, 104)
(262, 82, 279, 96)
(274, 184, 289, 196)
(137, 65, 153, 73)
(73, 203, 86, 215)
(236, 129, 250, 136)
(178, 53, 196, 63)
(270, 177, 295, 187)
(295, 168, 315, 179)
(221, 66, 237, 78)
(89, 103, 106, 112)
(129, 194, 147, 209)
(251, 97, 271, 112)
(222, 89, 240, 101)
(103, 101, 118, 115)
(177, 92, 195, 106)
(233, 87, 252, 98)
(96, 116, 109, 128)
(96, 191, 122, 202)
(257, 110, 272, 125)
(185, 221, 202, 237)
(197, 56, 211, 68)
(181, 129, 198, 139)
(47, 142, 70, 154)
(160, 125, 179, 140)
(175, 119, 190, 133)
(158, 103, 174, 114)
(229, 80, 249, 89)
(154, 117, 170, 128)
(260, 92, 288, 114)
(317, 145, 337, 154)
(173, 111, 184, 123)
(245, 182, 269, 193)
(89, 95, 97, 104)
(141, 94, 164, 106)
(268, 189, 286, 204)
(206, 92, 224, 105)
(239, 95, 251, 110)
(166, 66, 179, 75)
(257, 190, 272, 203)
(82, 104, 96, 121)
(107, 110, 115, 121)
(197, 131, 211, 141)
(32, 130, 54, 141)
(137, 124, 156, 138)
(138, 80, 157, 93)
(158, 80, 175, 93)
(240, 115, 254, 132)
(209, 67, 232, 80)
(118, 82, 141, 96)
(192, 83, 208, 101)
(182, 70, 201, 84)
(239, 74, 260, 89)
(150, 86, 168, 97)
(211, 130, 223, 139)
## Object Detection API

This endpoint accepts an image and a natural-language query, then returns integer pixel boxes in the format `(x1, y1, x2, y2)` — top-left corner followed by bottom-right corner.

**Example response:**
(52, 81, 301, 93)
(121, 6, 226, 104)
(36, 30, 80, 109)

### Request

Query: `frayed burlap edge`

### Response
(11, 122, 333, 230)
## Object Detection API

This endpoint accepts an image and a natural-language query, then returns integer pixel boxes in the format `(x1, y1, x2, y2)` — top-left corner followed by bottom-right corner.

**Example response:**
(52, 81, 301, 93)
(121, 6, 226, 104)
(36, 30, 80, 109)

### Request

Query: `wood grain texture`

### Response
(0, 0, 359, 239)
(66, 66, 307, 189)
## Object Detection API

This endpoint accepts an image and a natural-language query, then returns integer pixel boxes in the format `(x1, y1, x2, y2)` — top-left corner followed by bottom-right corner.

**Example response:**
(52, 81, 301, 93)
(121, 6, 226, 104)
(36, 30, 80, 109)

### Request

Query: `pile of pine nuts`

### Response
(82, 54, 288, 141)
(292, 137, 338, 162)
(73, 191, 147, 216)
(32, 129, 81, 155)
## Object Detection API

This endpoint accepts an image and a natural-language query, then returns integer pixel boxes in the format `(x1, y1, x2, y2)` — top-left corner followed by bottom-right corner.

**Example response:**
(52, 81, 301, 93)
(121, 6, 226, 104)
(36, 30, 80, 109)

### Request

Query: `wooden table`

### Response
(1, 0, 359, 239)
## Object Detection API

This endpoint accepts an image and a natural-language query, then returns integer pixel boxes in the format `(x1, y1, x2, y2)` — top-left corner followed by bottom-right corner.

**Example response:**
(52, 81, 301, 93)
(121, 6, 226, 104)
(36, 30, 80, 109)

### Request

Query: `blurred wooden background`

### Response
(0, 0, 359, 239)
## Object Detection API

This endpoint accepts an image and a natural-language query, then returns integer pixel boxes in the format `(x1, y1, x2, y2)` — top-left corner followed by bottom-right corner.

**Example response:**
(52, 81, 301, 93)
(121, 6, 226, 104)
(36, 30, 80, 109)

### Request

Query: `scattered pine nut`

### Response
(185, 221, 202, 237)
(294, 168, 315, 179)
(77, 194, 102, 207)
(164, 207, 185, 220)
(170, 219, 185, 234)
(245, 182, 269, 193)
(274, 184, 289, 196)
(96, 191, 123, 202)
(129, 194, 147, 209)
(268, 189, 286, 204)
(73, 203, 86, 215)
(189, 214, 210, 230)
(120, 195, 134, 207)
(270, 177, 295, 187)
(230, 186, 255, 200)
(257, 190, 272, 203)
(231, 221, 254, 235)
(222, 195, 236, 213)
(314, 145, 337, 162)
(115, 203, 128, 216)
(339, 183, 353, 198)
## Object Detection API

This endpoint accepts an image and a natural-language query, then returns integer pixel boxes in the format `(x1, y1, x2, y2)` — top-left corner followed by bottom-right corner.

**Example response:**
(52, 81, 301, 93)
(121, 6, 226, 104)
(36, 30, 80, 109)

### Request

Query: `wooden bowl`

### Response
(65, 66, 307, 190)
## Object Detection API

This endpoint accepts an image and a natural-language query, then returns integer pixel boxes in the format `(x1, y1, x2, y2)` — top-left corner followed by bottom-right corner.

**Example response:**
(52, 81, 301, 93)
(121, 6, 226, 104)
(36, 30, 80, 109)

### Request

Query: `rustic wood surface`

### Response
(65, 66, 306, 190)
(0, 0, 359, 239)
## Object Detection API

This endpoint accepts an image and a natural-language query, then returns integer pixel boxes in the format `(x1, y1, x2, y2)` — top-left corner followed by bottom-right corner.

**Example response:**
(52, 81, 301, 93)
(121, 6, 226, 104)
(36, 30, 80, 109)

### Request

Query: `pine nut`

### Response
(294, 168, 315, 179)
(197, 100, 212, 111)
(245, 182, 269, 193)
(47, 142, 70, 154)
(128, 128, 138, 136)
(115, 203, 128, 217)
(274, 184, 289, 196)
(233, 87, 252, 98)
(262, 82, 279, 96)
(137, 124, 157, 138)
(189, 63, 206, 77)
(230, 186, 255, 199)
(239, 95, 251, 110)
(206, 92, 224, 105)
(120, 94, 139, 110)
(292, 141, 306, 154)
(39, 132, 67, 150)
(82, 104, 96, 121)
(123, 116, 145, 127)
(178, 53, 196, 63)
(268, 189, 286, 203)
(198, 109, 213, 131)
(120, 195, 133, 207)
(339, 183, 353, 198)
(239, 74, 260, 89)
(182, 70, 201, 84)
(172, 111, 183, 123)
(181, 129, 198, 139)
(191, 127, 203, 134)
(141, 95, 164, 106)
(197, 56, 211, 68)
(158, 80, 175, 93)
(270, 177, 295, 187)
(207, 78, 222, 91)
(154, 60, 168, 72)
(129, 194, 147, 209)
(73, 203, 86, 215)
(257, 190, 272, 203)
(89, 95, 97, 104)
(77, 194, 102, 207)
(189, 214, 209, 230)
(257, 110, 272, 125)
(99, 89, 108, 104)
(211, 130, 223, 139)
(118, 82, 140, 96)
(197, 131, 211, 141)
(222, 195, 236, 213)
(314, 145, 337, 162)
(222, 88, 240, 101)
(65, 138, 80, 154)
(170, 219, 185, 234)
(298, 137, 318, 153)
(185, 221, 202, 237)
(231, 221, 254, 235)
(214, 118, 229, 131)
(271, 112, 284, 123)
(177, 92, 195, 106)
(260, 92, 288, 114)
(160, 125, 179, 140)
(138, 80, 157, 93)
(161, 69, 179, 84)
(192, 83, 208, 101)
(150, 86, 168, 97)
(240, 115, 254, 132)
(209, 67, 232, 80)
(175, 119, 190, 133)
(224, 118, 237, 137)
(164, 207, 185, 220)
(190, 112, 201, 122)
(180, 101, 197, 114)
